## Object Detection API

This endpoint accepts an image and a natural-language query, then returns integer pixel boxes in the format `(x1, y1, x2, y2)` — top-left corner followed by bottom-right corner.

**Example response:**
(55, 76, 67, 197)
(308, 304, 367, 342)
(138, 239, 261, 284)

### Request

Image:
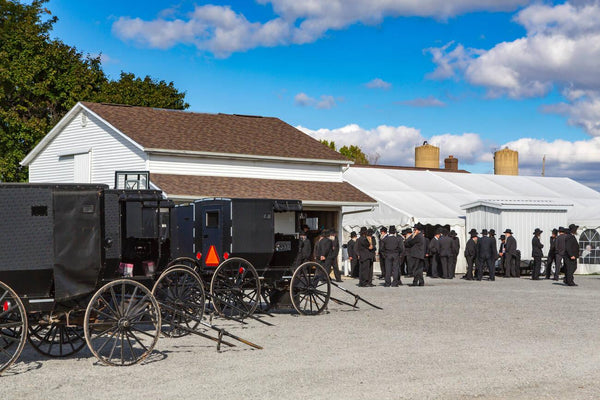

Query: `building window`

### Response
(579, 229, 600, 264)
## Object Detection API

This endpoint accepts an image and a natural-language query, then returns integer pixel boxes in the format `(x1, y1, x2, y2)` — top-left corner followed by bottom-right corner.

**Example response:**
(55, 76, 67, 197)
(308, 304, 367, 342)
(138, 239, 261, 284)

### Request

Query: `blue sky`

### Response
(46, 0, 600, 188)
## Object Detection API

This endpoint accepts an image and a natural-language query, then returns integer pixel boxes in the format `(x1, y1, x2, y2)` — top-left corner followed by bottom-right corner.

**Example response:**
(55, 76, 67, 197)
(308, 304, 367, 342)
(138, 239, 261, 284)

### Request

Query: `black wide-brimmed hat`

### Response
(468, 228, 478, 235)
(350, 231, 357, 238)
(552, 228, 558, 235)
(367, 228, 374, 235)
(359, 226, 368, 234)
(533, 228, 543, 235)
(558, 226, 566, 233)
(489, 229, 496, 236)
(413, 223, 423, 231)
(389, 225, 397, 234)
(481, 229, 488, 236)
(404, 228, 413, 234)
(569, 224, 579, 232)
(380, 226, 388, 233)
(503, 229, 513, 234)
(449, 230, 457, 237)
(299, 230, 307, 236)
(499, 234, 506, 240)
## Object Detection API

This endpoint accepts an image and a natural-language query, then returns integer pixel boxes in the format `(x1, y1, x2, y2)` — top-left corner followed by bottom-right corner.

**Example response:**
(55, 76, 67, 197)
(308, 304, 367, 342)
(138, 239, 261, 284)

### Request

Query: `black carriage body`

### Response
(0, 184, 173, 308)
(172, 198, 302, 279)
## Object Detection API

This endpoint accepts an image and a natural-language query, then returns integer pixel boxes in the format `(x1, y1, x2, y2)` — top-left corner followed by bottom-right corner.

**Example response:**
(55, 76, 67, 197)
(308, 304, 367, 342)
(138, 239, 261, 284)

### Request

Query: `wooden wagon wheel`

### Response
(0, 280, 27, 374)
(152, 266, 206, 338)
(28, 313, 86, 358)
(290, 262, 331, 316)
(167, 257, 202, 272)
(210, 258, 260, 319)
(84, 279, 161, 366)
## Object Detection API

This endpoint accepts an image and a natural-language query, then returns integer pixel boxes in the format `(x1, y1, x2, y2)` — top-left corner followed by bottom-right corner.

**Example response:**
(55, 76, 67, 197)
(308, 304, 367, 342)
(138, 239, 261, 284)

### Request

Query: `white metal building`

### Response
(343, 165, 600, 274)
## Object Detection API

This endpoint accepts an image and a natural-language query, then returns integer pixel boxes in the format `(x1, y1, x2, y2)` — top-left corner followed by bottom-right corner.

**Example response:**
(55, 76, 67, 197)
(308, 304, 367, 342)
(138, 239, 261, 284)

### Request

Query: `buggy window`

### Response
(206, 211, 219, 228)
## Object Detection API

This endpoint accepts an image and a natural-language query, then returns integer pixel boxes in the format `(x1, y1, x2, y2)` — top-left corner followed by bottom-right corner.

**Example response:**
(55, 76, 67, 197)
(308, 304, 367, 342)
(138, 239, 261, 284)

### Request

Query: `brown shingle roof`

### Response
(151, 174, 375, 204)
(81, 102, 349, 162)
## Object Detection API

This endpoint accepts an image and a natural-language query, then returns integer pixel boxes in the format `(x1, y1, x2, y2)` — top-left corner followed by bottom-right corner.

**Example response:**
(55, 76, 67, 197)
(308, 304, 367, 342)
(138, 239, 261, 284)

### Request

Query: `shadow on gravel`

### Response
(1, 360, 42, 377)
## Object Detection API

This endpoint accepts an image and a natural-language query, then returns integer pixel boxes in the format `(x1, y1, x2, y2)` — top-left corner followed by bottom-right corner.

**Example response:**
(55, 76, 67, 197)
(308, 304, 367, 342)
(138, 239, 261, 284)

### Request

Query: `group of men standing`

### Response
(299, 222, 581, 288)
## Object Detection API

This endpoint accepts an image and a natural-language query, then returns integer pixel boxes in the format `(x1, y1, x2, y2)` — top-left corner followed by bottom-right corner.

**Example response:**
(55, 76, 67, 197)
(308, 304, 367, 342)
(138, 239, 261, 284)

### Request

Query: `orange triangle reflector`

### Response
(205, 245, 220, 266)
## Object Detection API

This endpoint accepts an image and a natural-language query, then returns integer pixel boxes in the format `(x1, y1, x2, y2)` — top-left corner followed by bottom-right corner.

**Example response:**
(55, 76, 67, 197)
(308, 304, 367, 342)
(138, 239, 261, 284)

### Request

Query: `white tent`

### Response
(342, 166, 600, 274)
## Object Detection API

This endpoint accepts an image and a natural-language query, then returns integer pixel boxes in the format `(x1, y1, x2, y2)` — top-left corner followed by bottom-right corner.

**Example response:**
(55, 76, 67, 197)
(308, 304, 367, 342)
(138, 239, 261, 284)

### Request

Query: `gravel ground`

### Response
(2, 275, 600, 400)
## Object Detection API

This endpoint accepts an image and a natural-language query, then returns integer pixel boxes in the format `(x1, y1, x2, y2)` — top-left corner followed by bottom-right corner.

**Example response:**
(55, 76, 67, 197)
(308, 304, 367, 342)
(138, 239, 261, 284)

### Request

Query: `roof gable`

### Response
(80, 102, 349, 162)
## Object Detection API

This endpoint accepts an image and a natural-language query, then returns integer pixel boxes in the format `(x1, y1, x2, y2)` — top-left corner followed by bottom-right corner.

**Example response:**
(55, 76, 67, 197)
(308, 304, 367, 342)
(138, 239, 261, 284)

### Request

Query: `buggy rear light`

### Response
(239, 267, 245, 274)
(3, 301, 10, 312)
(196, 252, 202, 260)
(223, 252, 229, 260)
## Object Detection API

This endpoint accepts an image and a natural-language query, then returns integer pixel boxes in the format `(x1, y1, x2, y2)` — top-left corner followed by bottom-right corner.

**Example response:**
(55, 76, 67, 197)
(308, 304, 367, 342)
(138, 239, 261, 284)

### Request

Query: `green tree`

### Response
(0, 0, 188, 182)
(340, 145, 370, 165)
(319, 139, 336, 150)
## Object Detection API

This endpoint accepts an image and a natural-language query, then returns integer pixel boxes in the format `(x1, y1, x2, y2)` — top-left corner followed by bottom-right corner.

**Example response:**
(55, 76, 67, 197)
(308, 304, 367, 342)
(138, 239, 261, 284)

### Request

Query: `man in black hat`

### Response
(498, 234, 506, 275)
(564, 224, 580, 286)
(347, 231, 359, 278)
(428, 229, 441, 278)
(478, 229, 497, 281)
(400, 228, 411, 276)
(439, 229, 453, 279)
(378, 227, 388, 280)
(450, 230, 460, 279)
(330, 230, 343, 282)
(405, 223, 426, 286)
(356, 227, 374, 287)
(367, 228, 377, 285)
(316, 229, 336, 278)
(531, 228, 544, 280)
(504, 229, 518, 277)
(381, 225, 404, 286)
(463, 229, 478, 280)
(554, 227, 567, 281)
(293, 230, 312, 268)
(545, 229, 558, 280)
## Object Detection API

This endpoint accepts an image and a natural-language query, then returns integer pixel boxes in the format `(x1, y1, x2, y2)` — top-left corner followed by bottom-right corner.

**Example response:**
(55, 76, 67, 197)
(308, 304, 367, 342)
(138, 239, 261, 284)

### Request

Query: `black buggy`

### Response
(170, 197, 378, 320)
(0, 184, 256, 373)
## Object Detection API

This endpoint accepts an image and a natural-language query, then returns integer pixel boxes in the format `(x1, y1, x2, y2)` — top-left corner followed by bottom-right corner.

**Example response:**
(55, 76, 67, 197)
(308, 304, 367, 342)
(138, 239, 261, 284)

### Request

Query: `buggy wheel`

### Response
(210, 258, 260, 319)
(28, 315, 86, 358)
(84, 279, 161, 366)
(290, 262, 331, 316)
(167, 257, 202, 272)
(152, 266, 206, 338)
(0, 281, 27, 374)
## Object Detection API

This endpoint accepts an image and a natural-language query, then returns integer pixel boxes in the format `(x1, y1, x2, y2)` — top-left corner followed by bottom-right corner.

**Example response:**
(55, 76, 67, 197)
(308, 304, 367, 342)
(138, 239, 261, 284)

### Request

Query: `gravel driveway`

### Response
(2, 275, 600, 399)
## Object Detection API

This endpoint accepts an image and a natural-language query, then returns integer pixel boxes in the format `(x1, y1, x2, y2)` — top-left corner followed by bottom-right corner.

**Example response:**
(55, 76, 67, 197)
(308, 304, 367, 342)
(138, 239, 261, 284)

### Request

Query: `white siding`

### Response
(29, 111, 146, 187)
(148, 154, 343, 182)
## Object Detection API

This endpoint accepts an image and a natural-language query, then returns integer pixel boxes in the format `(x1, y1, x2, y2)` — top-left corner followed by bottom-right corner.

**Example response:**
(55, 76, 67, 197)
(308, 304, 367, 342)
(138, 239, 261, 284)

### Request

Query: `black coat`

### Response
(479, 236, 497, 260)
(565, 233, 579, 259)
(464, 238, 478, 258)
(451, 236, 461, 257)
(548, 236, 556, 258)
(298, 237, 312, 260)
(439, 235, 453, 257)
(381, 235, 403, 256)
(532, 235, 544, 258)
(356, 236, 373, 260)
(505, 235, 517, 256)
(405, 232, 425, 260)
(316, 237, 334, 260)
(347, 239, 357, 259)
(555, 233, 567, 256)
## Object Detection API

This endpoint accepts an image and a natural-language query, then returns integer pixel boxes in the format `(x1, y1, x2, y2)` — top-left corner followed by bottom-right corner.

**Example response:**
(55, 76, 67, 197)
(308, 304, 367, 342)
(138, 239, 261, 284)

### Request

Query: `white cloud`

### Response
(113, 0, 532, 57)
(365, 78, 392, 90)
(294, 93, 337, 109)
(297, 124, 486, 165)
(502, 136, 600, 190)
(427, 1, 600, 136)
(399, 96, 446, 107)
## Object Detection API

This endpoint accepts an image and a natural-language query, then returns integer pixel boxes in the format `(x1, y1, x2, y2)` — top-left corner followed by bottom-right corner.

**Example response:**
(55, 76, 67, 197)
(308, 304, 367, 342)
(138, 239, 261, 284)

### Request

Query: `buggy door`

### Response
(198, 203, 226, 267)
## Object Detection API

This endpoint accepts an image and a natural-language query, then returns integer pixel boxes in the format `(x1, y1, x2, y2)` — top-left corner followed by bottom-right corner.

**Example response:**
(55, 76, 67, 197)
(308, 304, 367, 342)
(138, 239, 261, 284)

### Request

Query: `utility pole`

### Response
(542, 155, 546, 176)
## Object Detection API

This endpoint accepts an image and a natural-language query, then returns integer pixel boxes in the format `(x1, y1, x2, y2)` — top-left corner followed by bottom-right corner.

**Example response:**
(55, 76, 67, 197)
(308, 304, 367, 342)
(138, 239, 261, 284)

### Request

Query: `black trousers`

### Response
(480, 257, 495, 280)
(384, 253, 401, 286)
(465, 257, 475, 279)
(406, 257, 415, 276)
(331, 258, 342, 282)
(350, 259, 359, 278)
(555, 254, 564, 279)
(532, 256, 541, 279)
(564, 257, 577, 285)
(379, 256, 386, 278)
(505, 254, 516, 277)
(430, 254, 440, 278)
(450, 256, 458, 278)
(440, 256, 450, 278)
(411, 257, 424, 285)
(359, 258, 371, 286)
